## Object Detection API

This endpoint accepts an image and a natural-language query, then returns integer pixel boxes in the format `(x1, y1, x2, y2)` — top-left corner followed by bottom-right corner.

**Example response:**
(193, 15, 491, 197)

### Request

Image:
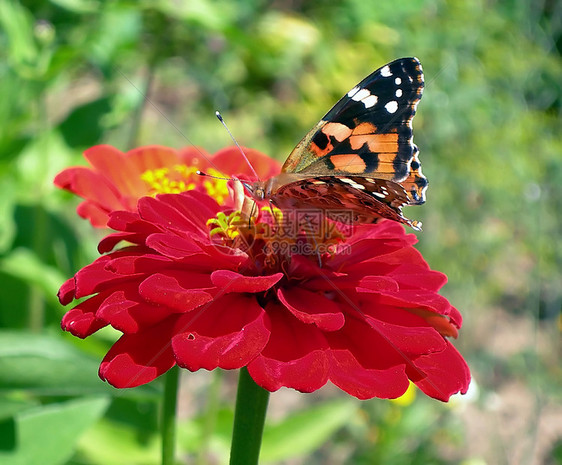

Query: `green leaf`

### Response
(58, 97, 112, 148)
(0, 1, 38, 75)
(73, 418, 160, 465)
(0, 331, 116, 397)
(0, 178, 17, 254)
(0, 330, 110, 395)
(0, 249, 67, 308)
(154, 0, 233, 30)
(0, 398, 38, 422)
(260, 398, 358, 462)
(0, 330, 161, 397)
(49, 0, 100, 14)
(13, 130, 75, 196)
(0, 396, 109, 465)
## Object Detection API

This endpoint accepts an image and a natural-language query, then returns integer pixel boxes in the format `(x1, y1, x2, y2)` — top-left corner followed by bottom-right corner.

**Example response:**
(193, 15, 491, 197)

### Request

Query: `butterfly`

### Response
(245, 57, 428, 230)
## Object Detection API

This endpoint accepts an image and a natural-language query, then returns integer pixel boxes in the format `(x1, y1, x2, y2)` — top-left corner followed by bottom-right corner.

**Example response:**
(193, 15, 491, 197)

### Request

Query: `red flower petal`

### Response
(391, 265, 448, 291)
(364, 315, 447, 356)
(172, 294, 270, 370)
(58, 277, 77, 305)
(328, 350, 409, 400)
(85, 145, 169, 199)
(357, 275, 399, 292)
(138, 272, 214, 312)
(99, 316, 177, 388)
(155, 191, 221, 232)
(54, 166, 125, 212)
(138, 196, 203, 235)
(96, 283, 176, 334)
(247, 303, 330, 393)
(145, 233, 202, 259)
(76, 200, 114, 228)
(176, 146, 213, 168)
(61, 293, 108, 337)
(407, 342, 471, 401)
(72, 253, 137, 299)
(106, 210, 161, 234)
(105, 253, 174, 275)
(210, 270, 283, 293)
(378, 290, 453, 315)
(277, 287, 345, 331)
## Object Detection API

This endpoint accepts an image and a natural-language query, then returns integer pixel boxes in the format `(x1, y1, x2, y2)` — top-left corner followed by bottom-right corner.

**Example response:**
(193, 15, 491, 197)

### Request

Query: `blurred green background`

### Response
(0, 0, 560, 464)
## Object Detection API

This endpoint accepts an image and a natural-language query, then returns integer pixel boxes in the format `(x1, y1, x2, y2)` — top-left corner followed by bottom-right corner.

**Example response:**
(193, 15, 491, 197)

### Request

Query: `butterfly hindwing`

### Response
(273, 175, 421, 230)
(281, 57, 426, 206)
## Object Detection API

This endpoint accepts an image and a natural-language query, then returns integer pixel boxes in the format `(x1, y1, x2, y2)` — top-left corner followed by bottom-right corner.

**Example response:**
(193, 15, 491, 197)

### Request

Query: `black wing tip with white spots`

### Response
(324, 57, 424, 123)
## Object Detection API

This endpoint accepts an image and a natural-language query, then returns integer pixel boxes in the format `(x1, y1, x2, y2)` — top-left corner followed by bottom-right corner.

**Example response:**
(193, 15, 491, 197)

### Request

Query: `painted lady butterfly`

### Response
(246, 57, 427, 230)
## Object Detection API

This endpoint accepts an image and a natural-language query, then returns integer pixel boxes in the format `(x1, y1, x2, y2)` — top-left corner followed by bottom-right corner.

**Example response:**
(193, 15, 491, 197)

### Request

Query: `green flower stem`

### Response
(229, 367, 270, 465)
(161, 365, 180, 465)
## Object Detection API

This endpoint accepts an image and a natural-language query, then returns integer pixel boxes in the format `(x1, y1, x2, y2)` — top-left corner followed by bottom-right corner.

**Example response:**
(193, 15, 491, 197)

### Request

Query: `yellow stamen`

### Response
(141, 165, 229, 203)
(207, 211, 244, 240)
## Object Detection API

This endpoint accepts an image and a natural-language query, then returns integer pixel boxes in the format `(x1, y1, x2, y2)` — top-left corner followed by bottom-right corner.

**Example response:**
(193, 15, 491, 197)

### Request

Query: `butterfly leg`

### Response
(248, 200, 258, 228)
(268, 200, 279, 228)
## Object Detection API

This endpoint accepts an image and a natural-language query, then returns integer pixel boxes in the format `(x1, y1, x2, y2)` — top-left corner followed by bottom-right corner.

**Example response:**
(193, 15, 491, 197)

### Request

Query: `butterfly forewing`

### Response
(281, 57, 427, 205)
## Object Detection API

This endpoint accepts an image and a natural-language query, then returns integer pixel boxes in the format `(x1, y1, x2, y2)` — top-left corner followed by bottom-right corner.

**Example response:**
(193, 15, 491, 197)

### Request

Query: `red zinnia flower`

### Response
(54, 144, 280, 227)
(59, 185, 470, 401)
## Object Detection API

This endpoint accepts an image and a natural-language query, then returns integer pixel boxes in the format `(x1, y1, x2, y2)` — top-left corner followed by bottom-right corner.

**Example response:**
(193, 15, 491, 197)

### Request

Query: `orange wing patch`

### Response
(351, 122, 378, 135)
(349, 123, 399, 153)
(329, 154, 367, 173)
(350, 133, 399, 153)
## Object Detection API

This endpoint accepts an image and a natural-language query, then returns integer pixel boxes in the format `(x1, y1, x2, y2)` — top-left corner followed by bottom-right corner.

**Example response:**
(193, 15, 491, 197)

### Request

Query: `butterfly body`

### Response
(247, 57, 427, 231)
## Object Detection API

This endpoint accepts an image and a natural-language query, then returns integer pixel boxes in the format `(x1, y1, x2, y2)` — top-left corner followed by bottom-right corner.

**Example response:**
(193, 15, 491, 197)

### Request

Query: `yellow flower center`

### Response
(141, 165, 229, 204)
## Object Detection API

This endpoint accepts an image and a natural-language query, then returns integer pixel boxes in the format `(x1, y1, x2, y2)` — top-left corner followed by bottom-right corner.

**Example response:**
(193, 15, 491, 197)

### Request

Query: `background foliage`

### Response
(0, 0, 560, 464)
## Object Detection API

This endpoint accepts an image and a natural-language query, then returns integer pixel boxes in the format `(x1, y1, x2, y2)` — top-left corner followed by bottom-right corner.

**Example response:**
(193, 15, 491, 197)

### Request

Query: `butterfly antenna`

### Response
(215, 111, 260, 181)
(196, 170, 237, 182)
